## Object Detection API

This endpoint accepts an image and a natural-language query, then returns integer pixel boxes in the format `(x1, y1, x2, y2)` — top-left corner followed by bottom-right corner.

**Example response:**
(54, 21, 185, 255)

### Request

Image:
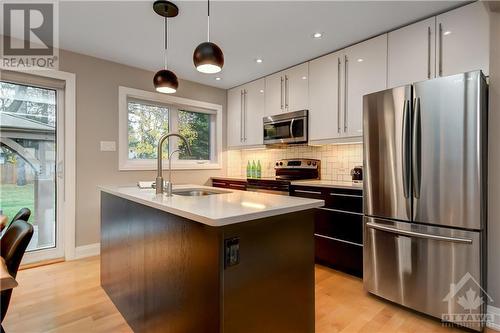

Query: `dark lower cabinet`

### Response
(212, 178, 247, 191)
(290, 185, 363, 277)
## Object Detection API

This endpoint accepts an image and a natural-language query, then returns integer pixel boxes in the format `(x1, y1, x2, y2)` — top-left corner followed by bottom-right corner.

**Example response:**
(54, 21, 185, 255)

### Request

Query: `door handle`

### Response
(366, 222, 473, 244)
(289, 118, 295, 138)
(402, 99, 411, 199)
(337, 57, 341, 134)
(412, 97, 421, 199)
(344, 55, 348, 133)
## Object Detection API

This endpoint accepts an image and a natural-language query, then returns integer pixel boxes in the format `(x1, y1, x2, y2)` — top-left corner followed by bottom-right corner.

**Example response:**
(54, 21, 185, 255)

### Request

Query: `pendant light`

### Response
(153, 1, 179, 94)
(193, 0, 224, 74)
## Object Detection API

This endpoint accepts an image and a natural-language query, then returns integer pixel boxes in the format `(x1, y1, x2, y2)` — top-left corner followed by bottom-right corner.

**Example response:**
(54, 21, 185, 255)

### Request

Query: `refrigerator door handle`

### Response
(412, 97, 422, 199)
(402, 99, 411, 199)
(365, 222, 473, 244)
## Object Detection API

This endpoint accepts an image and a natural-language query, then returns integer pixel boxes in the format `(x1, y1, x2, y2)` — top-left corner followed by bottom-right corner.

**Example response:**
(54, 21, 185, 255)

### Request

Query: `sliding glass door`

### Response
(0, 78, 64, 261)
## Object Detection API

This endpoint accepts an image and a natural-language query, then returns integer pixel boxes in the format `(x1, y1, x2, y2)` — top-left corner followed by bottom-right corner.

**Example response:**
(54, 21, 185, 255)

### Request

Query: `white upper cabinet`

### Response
(344, 34, 388, 138)
(227, 86, 243, 148)
(284, 63, 309, 112)
(309, 52, 342, 142)
(388, 18, 436, 88)
(264, 71, 284, 116)
(264, 63, 309, 116)
(437, 2, 490, 77)
(227, 79, 265, 148)
(243, 79, 265, 146)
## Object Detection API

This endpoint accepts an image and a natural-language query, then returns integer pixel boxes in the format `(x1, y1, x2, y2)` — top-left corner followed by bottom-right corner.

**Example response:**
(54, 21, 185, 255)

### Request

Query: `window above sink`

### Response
(118, 87, 223, 171)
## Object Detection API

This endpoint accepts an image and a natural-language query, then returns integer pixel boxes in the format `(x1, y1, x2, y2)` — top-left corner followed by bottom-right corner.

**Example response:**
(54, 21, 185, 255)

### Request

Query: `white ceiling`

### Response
(54, 1, 467, 89)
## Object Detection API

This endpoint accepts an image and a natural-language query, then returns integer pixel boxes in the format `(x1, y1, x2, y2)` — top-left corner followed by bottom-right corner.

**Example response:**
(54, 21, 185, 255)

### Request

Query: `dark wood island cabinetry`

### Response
(100, 188, 322, 333)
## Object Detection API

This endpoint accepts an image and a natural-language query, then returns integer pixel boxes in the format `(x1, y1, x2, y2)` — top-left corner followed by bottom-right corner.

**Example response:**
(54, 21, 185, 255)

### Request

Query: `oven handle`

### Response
(366, 222, 473, 244)
(289, 118, 295, 138)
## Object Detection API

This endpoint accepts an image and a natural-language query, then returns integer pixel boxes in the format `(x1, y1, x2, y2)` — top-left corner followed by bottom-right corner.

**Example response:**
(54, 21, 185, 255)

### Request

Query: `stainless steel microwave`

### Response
(263, 110, 308, 145)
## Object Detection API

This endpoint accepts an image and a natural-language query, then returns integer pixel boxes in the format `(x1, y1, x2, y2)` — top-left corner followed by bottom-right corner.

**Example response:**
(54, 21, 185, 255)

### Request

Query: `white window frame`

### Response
(118, 86, 223, 171)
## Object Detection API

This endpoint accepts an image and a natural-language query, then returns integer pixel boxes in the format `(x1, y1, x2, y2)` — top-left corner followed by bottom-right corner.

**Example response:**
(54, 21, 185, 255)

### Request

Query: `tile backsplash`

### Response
(227, 144, 363, 182)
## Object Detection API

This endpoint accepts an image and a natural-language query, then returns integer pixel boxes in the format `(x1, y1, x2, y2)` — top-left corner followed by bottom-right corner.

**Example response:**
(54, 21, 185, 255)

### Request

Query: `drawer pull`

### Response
(329, 193, 362, 198)
(212, 182, 227, 186)
(295, 189, 322, 195)
(229, 184, 246, 188)
(314, 233, 363, 247)
(318, 207, 363, 216)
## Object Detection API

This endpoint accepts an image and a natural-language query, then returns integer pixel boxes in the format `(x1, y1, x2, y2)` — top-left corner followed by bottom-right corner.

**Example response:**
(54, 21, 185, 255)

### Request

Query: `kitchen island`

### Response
(99, 184, 324, 333)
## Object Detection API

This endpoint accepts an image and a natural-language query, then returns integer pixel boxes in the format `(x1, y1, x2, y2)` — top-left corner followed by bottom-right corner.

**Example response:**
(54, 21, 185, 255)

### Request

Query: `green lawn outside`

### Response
(0, 183, 35, 223)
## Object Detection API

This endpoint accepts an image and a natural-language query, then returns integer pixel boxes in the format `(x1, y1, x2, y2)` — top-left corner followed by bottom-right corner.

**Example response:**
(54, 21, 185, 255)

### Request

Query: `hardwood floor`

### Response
(2, 256, 492, 333)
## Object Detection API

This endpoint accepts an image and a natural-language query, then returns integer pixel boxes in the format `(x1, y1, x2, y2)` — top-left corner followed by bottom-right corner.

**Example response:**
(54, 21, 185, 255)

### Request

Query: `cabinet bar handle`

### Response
(314, 233, 363, 247)
(229, 183, 246, 188)
(285, 75, 289, 110)
(344, 55, 348, 133)
(240, 90, 244, 142)
(337, 57, 341, 134)
(318, 207, 363, 216)
(329, 192, 362, 198)
(244, 90, 247, 141)
(280, 76, 284, 110)
(294, 189, 322, 195)
(427, 26, 431, 79)
(438, 23, 443, 76)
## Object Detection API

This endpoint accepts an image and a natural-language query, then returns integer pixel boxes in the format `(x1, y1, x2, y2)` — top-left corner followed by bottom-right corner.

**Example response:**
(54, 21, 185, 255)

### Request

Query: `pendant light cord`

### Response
(207, 0, 210, 42)
(164, 16, 168, 70)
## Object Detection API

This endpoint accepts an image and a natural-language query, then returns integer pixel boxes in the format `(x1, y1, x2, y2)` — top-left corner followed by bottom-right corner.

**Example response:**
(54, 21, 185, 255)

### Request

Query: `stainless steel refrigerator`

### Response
(363, 71, 488, 331)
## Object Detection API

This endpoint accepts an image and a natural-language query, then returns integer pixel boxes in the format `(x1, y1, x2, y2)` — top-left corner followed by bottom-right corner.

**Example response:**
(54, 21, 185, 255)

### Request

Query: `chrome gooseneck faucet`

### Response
(156, 133, 192, 196)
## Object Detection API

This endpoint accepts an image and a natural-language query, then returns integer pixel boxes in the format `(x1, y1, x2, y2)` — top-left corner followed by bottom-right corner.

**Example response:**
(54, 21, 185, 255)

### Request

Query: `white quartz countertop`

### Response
(99, 184, 324, 227)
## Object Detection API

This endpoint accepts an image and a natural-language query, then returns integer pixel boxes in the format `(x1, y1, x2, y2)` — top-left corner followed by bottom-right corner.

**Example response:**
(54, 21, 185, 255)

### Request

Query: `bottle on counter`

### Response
(256, 160, 262, 179)
(246, 161, 251, 178)
(251, 160, 256, 178)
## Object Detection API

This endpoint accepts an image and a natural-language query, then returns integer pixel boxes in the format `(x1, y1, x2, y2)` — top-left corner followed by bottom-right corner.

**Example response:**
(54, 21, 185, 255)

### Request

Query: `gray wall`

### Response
(488, 8, 500, 307)
(58, 50, 227, 247)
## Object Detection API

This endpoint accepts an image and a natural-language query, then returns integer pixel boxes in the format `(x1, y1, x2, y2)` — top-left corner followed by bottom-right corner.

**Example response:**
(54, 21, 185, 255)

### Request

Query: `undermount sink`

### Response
(173, 189, 229, 196)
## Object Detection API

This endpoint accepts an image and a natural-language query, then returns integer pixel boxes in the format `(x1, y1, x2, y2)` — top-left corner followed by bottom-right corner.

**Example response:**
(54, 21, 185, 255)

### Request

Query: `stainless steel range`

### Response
(246, 159, 320, 195)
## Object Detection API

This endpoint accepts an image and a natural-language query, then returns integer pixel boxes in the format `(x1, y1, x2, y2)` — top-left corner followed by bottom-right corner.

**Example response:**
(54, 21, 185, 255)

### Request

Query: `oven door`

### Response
(263, 113, 307, 145)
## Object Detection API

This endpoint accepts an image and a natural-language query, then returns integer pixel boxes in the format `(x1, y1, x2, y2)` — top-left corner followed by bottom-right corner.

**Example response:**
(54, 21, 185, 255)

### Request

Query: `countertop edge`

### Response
(99, 186, 324, 227)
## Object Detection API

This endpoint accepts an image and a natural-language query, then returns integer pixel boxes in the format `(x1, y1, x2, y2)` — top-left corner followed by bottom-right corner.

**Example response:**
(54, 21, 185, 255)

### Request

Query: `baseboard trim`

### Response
(488, 305, 500, 331)
(74, 243, 100, 259)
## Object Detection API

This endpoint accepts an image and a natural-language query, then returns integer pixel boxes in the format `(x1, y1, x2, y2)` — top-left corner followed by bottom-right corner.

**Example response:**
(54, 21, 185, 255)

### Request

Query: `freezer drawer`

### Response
(363, 216, 485, 331)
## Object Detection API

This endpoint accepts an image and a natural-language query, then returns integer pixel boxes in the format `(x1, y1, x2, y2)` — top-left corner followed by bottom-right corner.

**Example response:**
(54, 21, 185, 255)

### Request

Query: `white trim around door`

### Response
(1, 69, 76, 263)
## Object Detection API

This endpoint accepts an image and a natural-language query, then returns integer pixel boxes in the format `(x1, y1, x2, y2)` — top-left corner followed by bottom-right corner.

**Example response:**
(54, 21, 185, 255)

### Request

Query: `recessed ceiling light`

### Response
(312, 32, 323, 39)
(215, 77, 221, 81)
(443, 30, 452, 36)
(259, 89, 264, 93)
(357, 58, 364, 62)
(301, 76, 307, 80)
(256, 58, 263, 64)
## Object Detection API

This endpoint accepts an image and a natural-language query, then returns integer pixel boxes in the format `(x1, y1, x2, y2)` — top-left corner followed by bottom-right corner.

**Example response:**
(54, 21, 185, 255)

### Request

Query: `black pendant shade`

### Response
(194, 0, 224, 74)
(154, 69, 178, 94)
(153, 0, 179, 94)
(193, 41, 224, 74)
